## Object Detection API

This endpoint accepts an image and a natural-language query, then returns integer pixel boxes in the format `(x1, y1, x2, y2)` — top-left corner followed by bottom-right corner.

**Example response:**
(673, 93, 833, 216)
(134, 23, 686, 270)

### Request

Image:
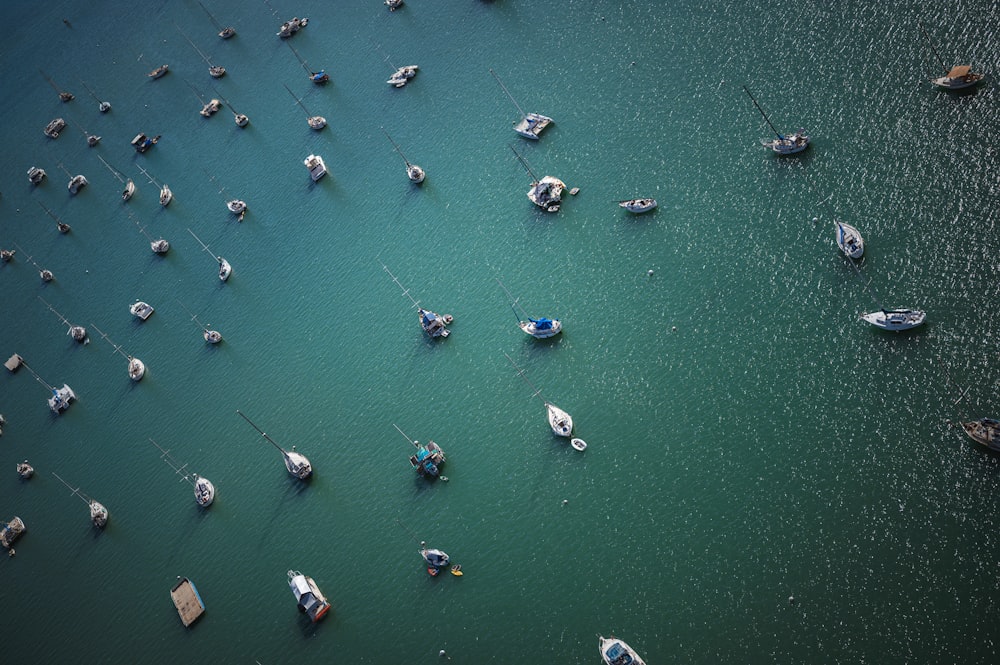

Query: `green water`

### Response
(2, 1, 1000, 663)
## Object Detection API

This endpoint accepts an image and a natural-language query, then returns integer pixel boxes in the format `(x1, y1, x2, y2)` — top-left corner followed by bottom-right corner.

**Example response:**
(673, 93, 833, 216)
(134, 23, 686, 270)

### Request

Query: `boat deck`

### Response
(170, 577, 205, 627)
(5, 354, 23, 372)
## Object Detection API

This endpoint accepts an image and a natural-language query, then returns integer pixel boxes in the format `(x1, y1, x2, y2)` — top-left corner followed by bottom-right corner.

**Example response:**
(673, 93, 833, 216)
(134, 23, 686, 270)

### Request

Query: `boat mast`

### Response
(918, 22, 948, 72)
(176, 23, 215, 67)
(503, 352, 546, 404)
(175, 299, 212, 334)
(742, 86, 782, 139)
(495, 278, 529, 322)
(381, 128, 413, 168)
(137, 164, 160, 188)
(236, 410, 290, 454)
(509, 145, 539, 182)
(90, 324, 132, 361)
(149, 438, 196, 486)
(15, 356, 58, 394)
(489, 68, 528, 119)
(393, 423, 421, 449)
(380, 262, 421, 309)
(97, 155, 126, 184)
(286, 42, 313, 75)
(37, 296, 73, 330)
(187, 228, 224, 266)
(51, 472, 92, 507)
(36, 201, 68, 229)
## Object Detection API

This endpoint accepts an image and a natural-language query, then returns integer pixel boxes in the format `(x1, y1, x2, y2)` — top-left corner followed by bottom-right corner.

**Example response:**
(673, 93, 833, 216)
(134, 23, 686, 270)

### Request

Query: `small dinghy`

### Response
(570, 438, 587, 451)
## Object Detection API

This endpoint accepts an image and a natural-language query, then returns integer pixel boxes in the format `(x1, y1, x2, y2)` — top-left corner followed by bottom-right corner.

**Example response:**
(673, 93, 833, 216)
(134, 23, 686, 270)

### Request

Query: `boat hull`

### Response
(519, 318, 562, 338)
(860, 309, 926, 331)
(546, 403, 573, 437)
(963, 419, 1000, 452)
(835, 221, 864, 259)
(599, 636, 646, 665)
(619, 199, 657, 213)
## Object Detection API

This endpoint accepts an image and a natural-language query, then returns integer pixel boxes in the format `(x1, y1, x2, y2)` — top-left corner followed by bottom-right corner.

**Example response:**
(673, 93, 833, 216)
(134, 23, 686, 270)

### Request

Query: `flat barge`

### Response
(170, 577, 205, 627)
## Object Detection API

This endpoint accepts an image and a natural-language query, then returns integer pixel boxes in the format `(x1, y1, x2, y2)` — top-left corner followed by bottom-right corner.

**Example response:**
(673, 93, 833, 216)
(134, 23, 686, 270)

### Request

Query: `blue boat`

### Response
(394, 424, 445, 478)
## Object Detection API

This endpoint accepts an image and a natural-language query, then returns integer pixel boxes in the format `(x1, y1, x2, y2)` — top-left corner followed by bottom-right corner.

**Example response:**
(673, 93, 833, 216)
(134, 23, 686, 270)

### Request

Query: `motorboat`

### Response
(743, 86, 810, 155)
(277, 16, 308, 38)
(131, 133, 160, 153)
(387, 65, 418, 88)
(128, 356, 145, 381)
(237, 410, 313, 480)
(304, 154, 327, 181)
(599, 636, 647, 665)
(219, 27, 235, 39)
(287, 571, 331, 622)
(227, 200, 247, 214)
(962, 418, 1000, 452)
(123, 179, 136, 201)
(148, 64, 169, 79)
(86, 133, 101, 147)
(44, 118, 66, 138)
(68, 174, 88, 194)
(17, 461, 34, 479)
(48, 384, 76, 413)
(527, 176, 566, 212)
(570, 438, 587, 451)
(39, 269, 54, 282)
(160, 184, 173, 206)
(619, 198, 658, 213)
(419, 308, 452, 338)
(386, 0, 404, 10)
(835, 221, 864, 259)
(0, 517, 25, 550)
(546, 402, 573, 437)
(199, 99, 222, 117)
(860, 308, 926, 331)
(28, 166, 46, 184)
(130, 300, 155, 320)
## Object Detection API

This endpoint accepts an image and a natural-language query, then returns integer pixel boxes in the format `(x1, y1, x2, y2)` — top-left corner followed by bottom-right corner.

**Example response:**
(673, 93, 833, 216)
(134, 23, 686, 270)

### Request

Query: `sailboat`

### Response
(98, 156, 135, 202)
(962, 419, 1000, 452)
(14, 356, 75, 413)
(835, 221, 864, 259)
(394, 424, 446, 478)
(37, 201, 71, 234)
(283, 83, 326, 130)
(128, 211, 169, 254)
(742, 85, 809, 155)
(381, 263, 453, 338)
(149, 439, 216, 507)
(56, 162, 88, 195)
(504, 352, 575, 439)
(187, 228, 232, 282)
(496, 278, 562, 339)
(186, 80, 222, 117)
(13, 242, 54, 282)
(860, 308, 927, 331)
(419, 541, 450, 576)
(40, 69, 74, 102)
(287, 42, 329, 85)
(236, 410, 313, 479)
(372, 40, 417, 88)
(38, 296, 87, 342)
(177, 23, 226, 78)
(52, 473, 108, 528)
(920, 22, 984, 90)
(69, 117, 101, 147)
(382, 128, 425, 183)
(510, 145, 565, 213)
(91, 324, 146, 381)
(490, 68, 553, 140)
(137, 164, 172, 206)
(176, 300, 223, 343)
(197, 0, 236, 39)
(216, 94, 249, 127)
(80, 80, 111, 112)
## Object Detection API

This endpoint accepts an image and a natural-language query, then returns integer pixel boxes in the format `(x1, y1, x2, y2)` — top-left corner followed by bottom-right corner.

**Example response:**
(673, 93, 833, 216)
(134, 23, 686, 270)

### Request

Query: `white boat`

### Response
(209, 65, 226, 78)
(860, 308, 927, 331)
(123, 179, 135, 201)
(160, 184, 173, 206)
(92, 324, 146, 381)
(177, 300, 223, 344)
(505, 353, 575, 438)
(385, 0, 404, 10)
(234, 112, 249, 127)
(148, 64, 169, 79)
(48, 384, 76, 413)
(962, 418, 1000, 452)
(287, 571, 331, 622)
(199, 99, 222, 117)
(490, 69, 553, 140)
(277, 16, 308, 38)
(304, 154, 327, 181)
(38, 296, 87, 342)
(27, 166, 46, 185)
(420, 544, 450, 573)
(237, 410, 313, 479)
(283, 83, 326, 130)
(512, 146, 565, 212)
(920, 23, 985, 91)
(44, 118, 66, 138)
(835, 221, 864, 259)
(197, 0, 235, 39)
(187, 228, 232, 282)
(599, 636, 647, 665)
(387, 65, 418, 88)
(129, 212, 169, 254)
(80, 80, 112, 112)
(382, 129, 425, 183)
(496, 278, 562, 339)
(382, 264, 453, 338)
(16, 461, 34, 479)
(149, 439, 216, 507)
(68, 174, 88, 195)
(130, 300, 155, 320)
(619, 198, 657, 213)
(570, 438, 587, 451)
(52, 473, 108, 529)
(743, 86, 810, 155)
(227, 199, 247, 214)
(1, 516, 26, 549)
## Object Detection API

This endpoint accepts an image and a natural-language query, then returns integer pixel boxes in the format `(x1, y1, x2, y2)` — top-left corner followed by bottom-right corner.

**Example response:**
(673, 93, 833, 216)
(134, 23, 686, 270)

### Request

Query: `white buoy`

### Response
(647, 269, 654, 276)
(562, 499, 568, 505)
(812, 217, 818, 224)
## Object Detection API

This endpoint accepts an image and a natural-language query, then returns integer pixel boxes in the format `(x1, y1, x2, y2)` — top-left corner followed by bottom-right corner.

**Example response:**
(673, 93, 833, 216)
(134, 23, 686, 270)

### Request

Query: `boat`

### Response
(43, 118, 66, 139)
(92, 324, 146, 381)
(148, 64, 169, 79)
(48, 384, 75, 413)
(79, 80, 111, 112)
(41, 70, 74, 102)
(37, 201, 71, 234)
(309, 70, 330, 85)
(511, 146, 565, 212)
(920, 23, 985, 90)
(570, 438, 587, 451)
(304, 154, 327, 181)
(419, 543, 450, 575)
(179, 23, 228, 78)
(386, 0, 404, 10)
(489, 69, 553, 140)
(742, 86, 809, 155)
(27, 166, 46, 185)
(38, 296, 87, 342)
(131, 133, 160, 153)
(835, 221, 864, 259)
(283, 83, 326, 130)
(860, 308, 927, 331)
(962, 418, 1000, 452)
(505, 352, 574, 438)
(287, 571, 331, 622)
(131, 300, 155, 320)
(387, 65, 418, 88)
(52, 473, 108, 528)
(200, 98, 222, 117)
(177, 300, 223, 344)
(382, 128, 425, 183)
(16, 461, 34, 479)
(497, 278, 562, 339)
(619, 198, 658, 213)
(394, 424, 446, 478)
(599, 635, 647, 665)
(123, 180, 136, 201)
(382, 263, 453, 338)
(187, 228, 232, 282)
(160, 184, 173, 206)
(227, 199, 247, 214)
(16, 244, 55, 282)
(236, 410, 313, 479)
(277, 16, 308, 38)
(68, 174, 88, 195)
(1, 248, 14, 262)
(0, 517, 25, 550)
(197, 0, 235, 39)
(149, 439, 216, 507)
(171, 577, 206, 627)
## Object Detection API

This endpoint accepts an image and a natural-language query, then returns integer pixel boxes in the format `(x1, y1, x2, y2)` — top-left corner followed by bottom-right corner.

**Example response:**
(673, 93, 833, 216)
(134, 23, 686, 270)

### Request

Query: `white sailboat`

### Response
(177, 23, 226, 78)
(236, 410, 313, 479)
(14, 355, 76, 414)
(137, 164, 172, 206)
(176, 300, 223, 344)
(99, 156, 136, 201)
(197, 0, 236, 39)
(79, 80, 112, 112)
(835, 221, 864, 259)
(382, 263, 453, 338)
(283, 83, 326, 130)
(860, 308, 926, 331)
(149, 439, 216, 507)
(511, 145, 565, 212)
(128, 212, 170, 254)
(92, 324, 146, 381)
(504, 353, 575, 439)
(14, 242, 54, 282)
(52, 472, 109, 528)
(496, 278, 562, 339)
(38, 296, 87, 342)
(490, 68, 553, 140)
(36, 201, 71, 234)
(742, 85, 809, 155)
(187, 228, 232, 282)
(382, 128, 425, 183)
